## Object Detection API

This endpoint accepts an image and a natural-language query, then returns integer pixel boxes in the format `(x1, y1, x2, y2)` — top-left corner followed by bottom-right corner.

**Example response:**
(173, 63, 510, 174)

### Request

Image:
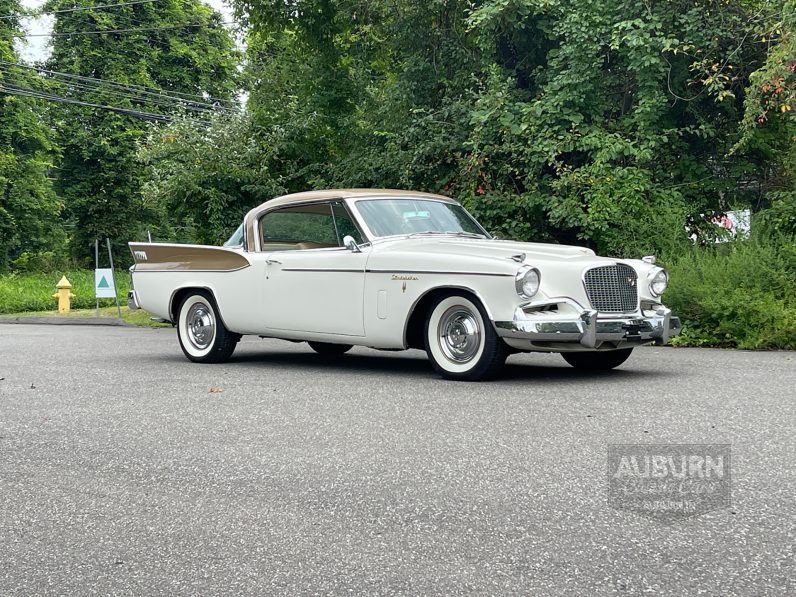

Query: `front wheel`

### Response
(177, 291, 240, 363)
(561, 348, 633, 371)
(424, 293, 508, 381)
(308, 341, 353, 356)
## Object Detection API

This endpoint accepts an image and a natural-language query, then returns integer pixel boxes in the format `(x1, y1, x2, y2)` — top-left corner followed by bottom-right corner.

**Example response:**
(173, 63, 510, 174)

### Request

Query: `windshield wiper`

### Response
(407, 231, 448, 237)
(444, 231, 487, 238)
(407, 230, 486, 238)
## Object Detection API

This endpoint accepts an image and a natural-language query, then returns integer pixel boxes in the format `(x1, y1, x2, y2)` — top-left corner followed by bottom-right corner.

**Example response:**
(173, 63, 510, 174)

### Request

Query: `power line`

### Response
(0, 0, 162, 21)
(0, 60, 239, 110)
(6, 21, 238, 38)
(43, 14, 244, 57)
(0, 60, 235, 110)
(0, 69, 231, 116)
(0, 82, 173, 122)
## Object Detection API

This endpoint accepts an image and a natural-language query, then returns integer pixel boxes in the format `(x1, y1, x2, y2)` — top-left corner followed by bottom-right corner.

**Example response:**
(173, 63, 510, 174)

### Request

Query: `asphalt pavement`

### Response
(0, 324, 794, 595)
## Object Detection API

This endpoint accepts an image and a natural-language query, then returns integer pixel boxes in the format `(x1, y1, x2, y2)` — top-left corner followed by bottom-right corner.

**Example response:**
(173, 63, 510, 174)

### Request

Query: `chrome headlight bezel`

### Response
(515, 265, 541, 299)
(649, 268, 668, 297)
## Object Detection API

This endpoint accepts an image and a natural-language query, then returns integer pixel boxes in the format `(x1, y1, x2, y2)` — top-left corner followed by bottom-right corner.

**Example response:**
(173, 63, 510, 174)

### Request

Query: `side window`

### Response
(260, 204, 338, 250)
(331, 201, 364, 245)
(222, 223, 245, 247)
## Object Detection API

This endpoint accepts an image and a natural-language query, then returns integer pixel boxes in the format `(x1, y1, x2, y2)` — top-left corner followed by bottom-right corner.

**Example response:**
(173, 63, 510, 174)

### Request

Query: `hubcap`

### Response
(186, 302, 214, 350)
(438, 307, 481, 363)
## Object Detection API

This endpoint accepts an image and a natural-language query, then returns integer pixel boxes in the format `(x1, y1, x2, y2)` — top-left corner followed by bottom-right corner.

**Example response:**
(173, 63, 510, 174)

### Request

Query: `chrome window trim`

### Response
(347, 196, 490, 241)
(254, 198, 370, 252)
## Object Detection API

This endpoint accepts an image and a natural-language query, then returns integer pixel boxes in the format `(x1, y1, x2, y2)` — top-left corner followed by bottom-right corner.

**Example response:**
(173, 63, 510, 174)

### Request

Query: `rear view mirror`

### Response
(343, 235, 361, 253)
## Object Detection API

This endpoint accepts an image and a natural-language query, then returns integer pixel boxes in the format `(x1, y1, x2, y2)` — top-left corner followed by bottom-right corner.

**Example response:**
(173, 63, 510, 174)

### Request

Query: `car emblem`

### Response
(627, 277, 636, 286)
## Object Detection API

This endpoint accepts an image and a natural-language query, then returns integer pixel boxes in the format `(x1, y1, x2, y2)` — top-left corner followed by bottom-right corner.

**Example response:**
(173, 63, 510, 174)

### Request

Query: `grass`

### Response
(0, 269, 132, 314)
(1, 306, 172, 328)
(0, 270, 171, 328)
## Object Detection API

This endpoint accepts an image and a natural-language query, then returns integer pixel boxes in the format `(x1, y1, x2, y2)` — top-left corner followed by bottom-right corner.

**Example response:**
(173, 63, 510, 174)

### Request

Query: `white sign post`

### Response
(95, 268, 116, 298)
(94, 237, 122, 319)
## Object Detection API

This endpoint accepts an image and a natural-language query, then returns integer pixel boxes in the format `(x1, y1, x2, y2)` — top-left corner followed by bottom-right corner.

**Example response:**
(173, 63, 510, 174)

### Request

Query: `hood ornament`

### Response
(510, 253, 526, 263)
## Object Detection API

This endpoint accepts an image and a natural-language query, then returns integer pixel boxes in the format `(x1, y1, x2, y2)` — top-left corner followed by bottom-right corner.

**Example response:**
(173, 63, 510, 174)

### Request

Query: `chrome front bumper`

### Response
(494, 304, 681, 349)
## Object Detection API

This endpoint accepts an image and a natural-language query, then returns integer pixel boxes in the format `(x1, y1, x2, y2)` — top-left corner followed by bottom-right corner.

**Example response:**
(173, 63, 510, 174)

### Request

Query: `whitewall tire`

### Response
(424, 293, 508, 381)
(177, 291, 240, 363)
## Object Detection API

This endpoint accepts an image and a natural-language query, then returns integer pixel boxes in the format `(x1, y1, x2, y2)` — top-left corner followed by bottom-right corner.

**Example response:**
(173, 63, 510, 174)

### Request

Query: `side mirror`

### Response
(343, 235, 362, 253)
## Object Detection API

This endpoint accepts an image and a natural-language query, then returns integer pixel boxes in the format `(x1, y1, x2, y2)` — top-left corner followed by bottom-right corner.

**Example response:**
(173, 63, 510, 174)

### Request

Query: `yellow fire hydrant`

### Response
(53, 276, 75, 314)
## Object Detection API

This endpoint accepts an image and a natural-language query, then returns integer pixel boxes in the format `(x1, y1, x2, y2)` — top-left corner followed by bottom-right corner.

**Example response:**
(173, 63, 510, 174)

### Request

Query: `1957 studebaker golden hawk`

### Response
(128, 189, 680, 380)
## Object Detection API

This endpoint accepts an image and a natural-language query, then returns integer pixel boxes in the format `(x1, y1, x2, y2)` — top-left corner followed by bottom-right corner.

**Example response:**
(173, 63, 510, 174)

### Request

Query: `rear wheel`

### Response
(308, 341, 353, 356)
(424, 293, 508, 381)
(561, 348, 633, 370)
(177, 291, 240, 363)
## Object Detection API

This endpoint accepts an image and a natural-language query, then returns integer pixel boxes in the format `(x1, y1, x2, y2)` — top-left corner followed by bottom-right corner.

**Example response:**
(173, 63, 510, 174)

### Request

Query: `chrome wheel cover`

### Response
(438, 306, 481, 363)
(186, 302, 215, 350)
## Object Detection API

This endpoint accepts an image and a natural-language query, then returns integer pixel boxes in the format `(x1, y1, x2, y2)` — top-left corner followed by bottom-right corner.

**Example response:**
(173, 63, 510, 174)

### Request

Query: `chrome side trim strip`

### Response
(280, 268, 365, 273)
(365, 269, 513, 277)
(133, 265, 251, 273)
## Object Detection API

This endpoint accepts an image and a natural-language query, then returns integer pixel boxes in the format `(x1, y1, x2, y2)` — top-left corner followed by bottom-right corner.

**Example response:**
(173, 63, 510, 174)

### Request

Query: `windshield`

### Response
(355, 198, 488, 238)
(223, 223, 245, 247)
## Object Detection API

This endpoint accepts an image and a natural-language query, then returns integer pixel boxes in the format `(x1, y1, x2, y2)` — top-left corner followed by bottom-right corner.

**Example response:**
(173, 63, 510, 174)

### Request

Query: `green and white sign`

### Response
(95, 268, 116, 299)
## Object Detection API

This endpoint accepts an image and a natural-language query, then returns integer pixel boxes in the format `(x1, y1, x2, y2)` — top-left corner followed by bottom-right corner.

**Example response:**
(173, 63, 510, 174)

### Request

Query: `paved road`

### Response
(0, 325, 794, 595)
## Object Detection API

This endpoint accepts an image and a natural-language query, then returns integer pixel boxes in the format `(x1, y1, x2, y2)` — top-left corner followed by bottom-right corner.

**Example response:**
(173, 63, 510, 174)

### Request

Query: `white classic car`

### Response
(128, 189, 680, 380)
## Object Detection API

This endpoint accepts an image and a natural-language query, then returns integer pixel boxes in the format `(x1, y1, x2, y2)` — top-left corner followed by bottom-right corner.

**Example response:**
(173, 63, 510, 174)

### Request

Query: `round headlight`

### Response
(515, 266, 541, 299)
(649, 269, 668, 297)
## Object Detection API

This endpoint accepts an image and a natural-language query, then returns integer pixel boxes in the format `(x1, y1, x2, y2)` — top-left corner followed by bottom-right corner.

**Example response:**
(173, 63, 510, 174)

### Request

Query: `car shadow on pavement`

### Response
(499, 361, 671, 382)
(155, 347, 675, 383)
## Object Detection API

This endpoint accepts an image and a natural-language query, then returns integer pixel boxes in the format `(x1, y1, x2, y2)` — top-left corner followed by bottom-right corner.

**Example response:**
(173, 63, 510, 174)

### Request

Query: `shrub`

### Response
(10, 251, 69, 273)
(664, 236, 796, 349)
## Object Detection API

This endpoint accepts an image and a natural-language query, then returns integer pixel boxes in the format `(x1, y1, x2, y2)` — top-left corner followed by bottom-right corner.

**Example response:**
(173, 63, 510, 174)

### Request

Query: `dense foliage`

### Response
(0, 0, 64, 270)
(217, 0, 793, 257)
(666, 231, 796, 349)
(139, 113, 286, 244)
(43, 0, 239, 261)
(2, 0, 795, 346)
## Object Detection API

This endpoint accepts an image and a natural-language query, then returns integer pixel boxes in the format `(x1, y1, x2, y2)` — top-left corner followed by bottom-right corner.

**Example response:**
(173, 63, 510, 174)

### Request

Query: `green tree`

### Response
(462, 0, 781, 254)
(736, 1, 796, 236)
(147, 0, 789, 257)
(0, 0, 63, 270)
(139, 113, 286, 244)
(44, 0, 239, 262)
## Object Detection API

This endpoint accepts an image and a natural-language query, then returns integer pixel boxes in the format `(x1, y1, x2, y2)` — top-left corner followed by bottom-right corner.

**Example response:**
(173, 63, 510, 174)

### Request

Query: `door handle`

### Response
(266, 258, 282, 265)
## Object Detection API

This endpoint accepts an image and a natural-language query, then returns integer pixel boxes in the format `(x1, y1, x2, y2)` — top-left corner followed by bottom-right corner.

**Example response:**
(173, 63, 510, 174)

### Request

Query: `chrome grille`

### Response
(584, 264, 638, 312)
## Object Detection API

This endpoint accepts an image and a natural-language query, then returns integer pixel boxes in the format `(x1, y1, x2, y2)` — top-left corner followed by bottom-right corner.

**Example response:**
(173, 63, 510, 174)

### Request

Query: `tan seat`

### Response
(260, 242, 296, 251)
(295, 241, 336, 250)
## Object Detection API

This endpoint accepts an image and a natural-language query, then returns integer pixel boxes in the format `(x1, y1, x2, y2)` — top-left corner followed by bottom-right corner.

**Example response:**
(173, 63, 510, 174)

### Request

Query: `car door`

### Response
(261, 201, 369, 336)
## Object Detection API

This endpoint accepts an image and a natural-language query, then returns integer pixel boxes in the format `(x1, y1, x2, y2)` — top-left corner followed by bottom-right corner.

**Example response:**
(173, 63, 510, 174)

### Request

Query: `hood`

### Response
(368, 236, 611, 272)
(366, 235, 657, 307)
(435, 238, 597, 262)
